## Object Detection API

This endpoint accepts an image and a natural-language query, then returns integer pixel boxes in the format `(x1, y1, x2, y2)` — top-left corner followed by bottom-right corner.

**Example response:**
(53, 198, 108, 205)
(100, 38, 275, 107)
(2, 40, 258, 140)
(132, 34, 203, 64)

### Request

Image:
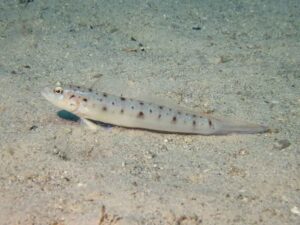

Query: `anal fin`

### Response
(80, 118, 99, 131)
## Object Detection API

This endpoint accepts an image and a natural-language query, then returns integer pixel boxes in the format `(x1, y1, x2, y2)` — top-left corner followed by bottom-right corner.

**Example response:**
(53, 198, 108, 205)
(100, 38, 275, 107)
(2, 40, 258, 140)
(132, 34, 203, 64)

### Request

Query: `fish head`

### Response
(41, 86, 80, 112)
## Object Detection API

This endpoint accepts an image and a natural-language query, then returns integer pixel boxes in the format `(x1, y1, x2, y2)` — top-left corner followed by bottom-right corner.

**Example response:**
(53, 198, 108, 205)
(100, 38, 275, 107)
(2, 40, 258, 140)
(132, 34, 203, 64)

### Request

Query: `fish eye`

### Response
(54, 87, 64, 94)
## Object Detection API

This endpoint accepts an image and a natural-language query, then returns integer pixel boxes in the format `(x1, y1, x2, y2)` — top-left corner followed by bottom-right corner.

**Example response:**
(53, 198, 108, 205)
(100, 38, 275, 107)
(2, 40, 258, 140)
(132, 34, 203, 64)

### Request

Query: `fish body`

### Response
(41, 85, 268, 135)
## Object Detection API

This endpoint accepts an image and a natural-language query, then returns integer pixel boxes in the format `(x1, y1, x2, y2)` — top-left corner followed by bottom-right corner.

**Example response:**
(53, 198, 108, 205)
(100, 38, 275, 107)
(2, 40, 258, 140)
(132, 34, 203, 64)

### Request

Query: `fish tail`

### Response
(212, 117, 269, 135)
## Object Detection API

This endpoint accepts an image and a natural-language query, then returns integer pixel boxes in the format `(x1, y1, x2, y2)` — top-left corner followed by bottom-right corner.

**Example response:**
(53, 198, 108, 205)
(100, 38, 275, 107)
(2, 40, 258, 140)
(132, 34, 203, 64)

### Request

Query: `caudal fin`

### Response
(212, 117, 269, 135)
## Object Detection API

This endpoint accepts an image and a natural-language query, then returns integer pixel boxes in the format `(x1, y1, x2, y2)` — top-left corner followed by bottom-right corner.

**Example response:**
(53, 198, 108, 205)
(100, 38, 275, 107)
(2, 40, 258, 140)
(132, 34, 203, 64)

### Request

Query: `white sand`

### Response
(0, 0, 299, 224)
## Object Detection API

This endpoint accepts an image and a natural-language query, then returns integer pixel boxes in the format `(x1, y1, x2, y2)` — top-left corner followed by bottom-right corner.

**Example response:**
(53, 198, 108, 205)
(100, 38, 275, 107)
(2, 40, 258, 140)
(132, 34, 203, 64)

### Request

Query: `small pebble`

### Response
(273, 139, 291, 150)
(291, 206, 300, 215)
(29, 125, 38, 131)
(192, 26, 201, 30)
(19, 0, 34, 4)
(77, 182, 86, 187)
(23, 65, 31, 69)
(217, 55, 232, 64)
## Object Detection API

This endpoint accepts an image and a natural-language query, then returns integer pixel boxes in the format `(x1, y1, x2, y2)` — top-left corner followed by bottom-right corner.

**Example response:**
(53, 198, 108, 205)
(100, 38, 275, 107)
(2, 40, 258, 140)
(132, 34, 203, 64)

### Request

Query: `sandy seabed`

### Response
(0, 0, 299, 224)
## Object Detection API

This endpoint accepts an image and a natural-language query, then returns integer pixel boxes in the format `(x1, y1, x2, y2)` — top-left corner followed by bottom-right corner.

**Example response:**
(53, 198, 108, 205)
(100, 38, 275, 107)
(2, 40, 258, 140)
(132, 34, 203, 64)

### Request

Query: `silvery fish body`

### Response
(41, 85, 268, 135)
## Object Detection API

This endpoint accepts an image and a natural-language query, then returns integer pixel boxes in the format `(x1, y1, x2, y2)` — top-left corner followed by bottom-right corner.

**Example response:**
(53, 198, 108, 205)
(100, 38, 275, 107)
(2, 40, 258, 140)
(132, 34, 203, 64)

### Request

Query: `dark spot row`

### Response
(100, 105, 200, 126)
(69, 94, 88, 103)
